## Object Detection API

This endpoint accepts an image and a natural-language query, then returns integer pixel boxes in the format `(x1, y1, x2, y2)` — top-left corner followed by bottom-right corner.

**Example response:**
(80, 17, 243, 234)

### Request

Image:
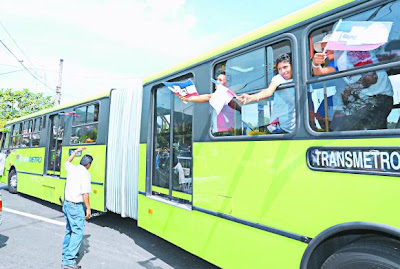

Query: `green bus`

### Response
(0, 88, 142, 216)
(2, 0, 400, 267)
(0, 93, 110, 211)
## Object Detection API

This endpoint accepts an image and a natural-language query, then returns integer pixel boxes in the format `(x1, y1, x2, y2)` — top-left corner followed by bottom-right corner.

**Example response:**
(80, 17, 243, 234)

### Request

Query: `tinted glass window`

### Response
(73, 106, 86, 125)
(152, 76, 193, 203)
(31, 133, 40, 147)
(71, 104, 99, 144)
(212, 41, 295, 137)
(226, 48, 266, 94)
(154, 88, 171, 190)
(13, 124, 21, 136)
(21, 134, 30, 147)
(308, 1, 400, 132)
(71, 124, 98, 144)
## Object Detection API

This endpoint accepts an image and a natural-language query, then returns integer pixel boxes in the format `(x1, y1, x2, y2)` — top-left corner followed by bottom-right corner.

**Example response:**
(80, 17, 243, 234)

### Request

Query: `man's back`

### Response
(64, 162, 91, 203)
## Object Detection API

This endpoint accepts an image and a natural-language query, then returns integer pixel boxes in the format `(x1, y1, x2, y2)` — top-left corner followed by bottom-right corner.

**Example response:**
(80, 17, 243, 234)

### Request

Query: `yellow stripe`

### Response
(172, 191, 191, 201)
(152, 185, 169, 195)
(47, 170, 61, 175)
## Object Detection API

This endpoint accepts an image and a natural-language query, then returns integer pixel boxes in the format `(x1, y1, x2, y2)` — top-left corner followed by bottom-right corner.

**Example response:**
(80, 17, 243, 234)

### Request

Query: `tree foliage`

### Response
(0, 88, 54, 125)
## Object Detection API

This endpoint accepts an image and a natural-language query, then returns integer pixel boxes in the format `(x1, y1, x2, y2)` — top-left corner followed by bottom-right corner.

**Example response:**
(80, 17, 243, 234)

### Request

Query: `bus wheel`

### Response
(321, 238, 400, 269)
(8, 169, 18, 194)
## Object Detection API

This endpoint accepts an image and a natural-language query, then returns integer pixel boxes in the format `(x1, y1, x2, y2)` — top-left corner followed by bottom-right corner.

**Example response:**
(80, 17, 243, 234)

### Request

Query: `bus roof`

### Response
(143, 0, 355, 85)
(6, 91, 110, 125)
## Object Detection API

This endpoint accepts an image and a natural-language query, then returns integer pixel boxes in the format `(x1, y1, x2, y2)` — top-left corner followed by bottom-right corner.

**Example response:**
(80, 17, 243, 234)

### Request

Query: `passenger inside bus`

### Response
(179, 72, 241, 134)
(311, 30, 394, 131)
(238, 53, 296, 133)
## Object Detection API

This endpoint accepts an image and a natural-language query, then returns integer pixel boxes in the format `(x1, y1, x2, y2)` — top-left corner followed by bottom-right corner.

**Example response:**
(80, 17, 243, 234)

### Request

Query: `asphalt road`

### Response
(0, 184, 218, 269)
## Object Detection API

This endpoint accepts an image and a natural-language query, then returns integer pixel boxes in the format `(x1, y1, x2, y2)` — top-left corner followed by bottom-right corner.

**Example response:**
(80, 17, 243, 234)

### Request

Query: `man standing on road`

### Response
(61, 147, 93, 269)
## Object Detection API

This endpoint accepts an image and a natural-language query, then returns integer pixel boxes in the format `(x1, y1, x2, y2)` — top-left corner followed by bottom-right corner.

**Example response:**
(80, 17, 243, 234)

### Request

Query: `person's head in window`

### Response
(314, 34, 335, 61)
(275, 53, 293, 80)
(312, 34, 338, 76)
(216, 71, 226, 87)
(238, 52, 296, 133)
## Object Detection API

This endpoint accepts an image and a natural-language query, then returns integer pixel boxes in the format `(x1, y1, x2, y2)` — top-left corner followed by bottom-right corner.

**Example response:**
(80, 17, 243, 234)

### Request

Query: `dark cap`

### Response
(80, 154, 93, 166)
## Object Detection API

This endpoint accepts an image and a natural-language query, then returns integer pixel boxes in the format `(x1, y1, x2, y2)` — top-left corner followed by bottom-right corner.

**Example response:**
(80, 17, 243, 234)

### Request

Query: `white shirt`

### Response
(271, 74, 296, 132)
(64, 162, 92, 203)
(336, 50, 393, 97)
(174, 162, 185, 184)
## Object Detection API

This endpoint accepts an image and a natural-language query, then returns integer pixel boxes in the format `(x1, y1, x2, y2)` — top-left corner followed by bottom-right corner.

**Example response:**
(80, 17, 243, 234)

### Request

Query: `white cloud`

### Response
(0, 0, 219, 104)
(2, 0, 201, 56)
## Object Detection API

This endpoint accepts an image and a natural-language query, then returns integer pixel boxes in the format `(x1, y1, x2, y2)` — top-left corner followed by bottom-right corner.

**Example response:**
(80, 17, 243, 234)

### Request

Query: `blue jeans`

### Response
(62, 201, 85, 266)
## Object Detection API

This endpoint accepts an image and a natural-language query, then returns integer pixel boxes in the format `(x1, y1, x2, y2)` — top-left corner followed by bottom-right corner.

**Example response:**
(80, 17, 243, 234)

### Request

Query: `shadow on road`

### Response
(1, 188, 218, 269)
(89, 212, 218, 269)
(0, 234, 9, 249)
(77, 234, 90, 264)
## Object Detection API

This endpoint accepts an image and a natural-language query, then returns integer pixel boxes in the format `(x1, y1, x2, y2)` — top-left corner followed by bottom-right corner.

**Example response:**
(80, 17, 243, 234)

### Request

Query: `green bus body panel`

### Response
(0, 147, 46, 186)
(138, 196, 306, 268)
(143, 0, 354, 84)
(138, 137, 400, 267)
(0, 174, 6, 185)
(6, 148, 46, 174)
(0, 145, 107, 211)
(61, 145, 107, 211)
(193, 138, 400, 239)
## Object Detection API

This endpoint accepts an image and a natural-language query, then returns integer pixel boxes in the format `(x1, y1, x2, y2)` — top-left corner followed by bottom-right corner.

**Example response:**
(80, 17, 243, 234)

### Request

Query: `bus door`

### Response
(152, 78, 193, 204)
(46, 114, 65, 176)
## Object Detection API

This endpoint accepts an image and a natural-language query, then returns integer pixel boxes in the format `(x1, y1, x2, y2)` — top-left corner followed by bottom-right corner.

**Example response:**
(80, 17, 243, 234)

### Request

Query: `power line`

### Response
(0, 69, 25, 76)
(0, 63, 58, 73)
(0, 62, 138, 80)
(0, 21, 44, 80)
(0, 39, 55, 94)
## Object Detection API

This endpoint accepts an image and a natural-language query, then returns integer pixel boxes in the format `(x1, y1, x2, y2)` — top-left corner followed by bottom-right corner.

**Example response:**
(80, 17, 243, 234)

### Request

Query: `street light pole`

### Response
(55, 59, 63, 105)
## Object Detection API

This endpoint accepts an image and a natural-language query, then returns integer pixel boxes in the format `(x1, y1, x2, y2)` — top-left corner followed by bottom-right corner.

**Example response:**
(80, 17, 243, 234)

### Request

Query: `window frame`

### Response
(70, 102, 100, 145)
(209, 33, 299, 141)
(11, 123, 22, 148)
(302, 0, 400, 137)
(149, 72, 195, 205)
(30, 117, 42, 147)
(1, 126, 11, 150)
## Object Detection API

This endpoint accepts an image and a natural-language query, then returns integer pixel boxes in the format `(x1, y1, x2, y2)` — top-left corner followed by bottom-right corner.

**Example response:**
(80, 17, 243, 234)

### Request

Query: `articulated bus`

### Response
(2, 0, 400, 267)
(0, 88, 142, 217)
(0, 93, 111, 212)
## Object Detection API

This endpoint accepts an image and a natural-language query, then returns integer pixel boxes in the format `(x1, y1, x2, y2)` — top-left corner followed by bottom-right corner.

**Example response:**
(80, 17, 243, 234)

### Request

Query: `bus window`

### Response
(154, 88, 171, 190)
(70, 104, 99, 144)
(11, 123, 21, 148)
(32, 118, 41, 132)
(172, 91, 193, 194)
(86, 104, 99, 123)
(1, 126, 11, 150)
(225, 48, 266, 94)
(21, 120, 30, 147)
(73, 106, 87, 125)
(308, 1, 400, 132)
(153, 74, 193, 202)
(31, 118, 41, 147)
(22, 121, 29, 134)
(212, 41, 294, 136)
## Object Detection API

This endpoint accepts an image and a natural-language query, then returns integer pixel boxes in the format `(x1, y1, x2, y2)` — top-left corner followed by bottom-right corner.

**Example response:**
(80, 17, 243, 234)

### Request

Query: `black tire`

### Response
(321, 238, 400, 269)
(8, 169, 17, 194)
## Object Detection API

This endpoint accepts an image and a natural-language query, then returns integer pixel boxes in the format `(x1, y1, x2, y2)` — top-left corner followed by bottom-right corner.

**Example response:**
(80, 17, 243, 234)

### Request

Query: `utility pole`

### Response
(56, 59, 64, 105)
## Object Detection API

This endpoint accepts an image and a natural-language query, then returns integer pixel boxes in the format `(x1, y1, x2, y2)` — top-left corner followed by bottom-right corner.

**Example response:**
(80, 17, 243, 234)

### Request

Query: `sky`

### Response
(0, 0, 320, 105)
